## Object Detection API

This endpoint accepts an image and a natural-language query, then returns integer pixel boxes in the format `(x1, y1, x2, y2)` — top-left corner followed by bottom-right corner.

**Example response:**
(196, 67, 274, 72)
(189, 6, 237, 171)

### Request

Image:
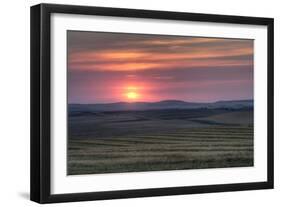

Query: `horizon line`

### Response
(69, 98, 253, 105)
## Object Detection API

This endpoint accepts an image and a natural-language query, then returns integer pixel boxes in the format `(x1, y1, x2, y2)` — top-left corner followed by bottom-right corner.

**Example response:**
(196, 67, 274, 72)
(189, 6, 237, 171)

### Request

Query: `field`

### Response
(68, 108, 253, 175)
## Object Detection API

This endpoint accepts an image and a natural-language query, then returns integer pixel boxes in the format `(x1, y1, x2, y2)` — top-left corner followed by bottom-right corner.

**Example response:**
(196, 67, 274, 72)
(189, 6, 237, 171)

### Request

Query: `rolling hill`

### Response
(69, 99, 253, 113)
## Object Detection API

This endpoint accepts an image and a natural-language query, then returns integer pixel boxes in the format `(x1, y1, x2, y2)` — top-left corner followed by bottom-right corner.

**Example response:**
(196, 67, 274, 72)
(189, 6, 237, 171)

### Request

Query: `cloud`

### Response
(68, 31, 253, 72)
(67, 31, 253, 103)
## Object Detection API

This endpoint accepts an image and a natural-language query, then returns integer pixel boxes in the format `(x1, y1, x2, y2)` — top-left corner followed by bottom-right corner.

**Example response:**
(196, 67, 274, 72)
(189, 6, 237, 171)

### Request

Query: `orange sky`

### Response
(68, 31, 253, 104)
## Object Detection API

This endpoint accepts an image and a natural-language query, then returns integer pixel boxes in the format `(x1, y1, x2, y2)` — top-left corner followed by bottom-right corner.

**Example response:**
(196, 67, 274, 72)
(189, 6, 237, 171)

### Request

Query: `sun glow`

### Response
(126, 91, 139, 100)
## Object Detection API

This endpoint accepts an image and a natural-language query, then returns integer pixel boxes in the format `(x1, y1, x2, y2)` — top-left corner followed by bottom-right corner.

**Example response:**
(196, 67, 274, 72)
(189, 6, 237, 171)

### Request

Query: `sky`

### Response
(68, 31, 253, 104)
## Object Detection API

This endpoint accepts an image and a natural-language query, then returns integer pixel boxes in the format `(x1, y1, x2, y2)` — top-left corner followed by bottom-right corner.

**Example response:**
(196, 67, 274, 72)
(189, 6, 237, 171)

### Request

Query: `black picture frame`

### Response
(30, 3, 274, 204)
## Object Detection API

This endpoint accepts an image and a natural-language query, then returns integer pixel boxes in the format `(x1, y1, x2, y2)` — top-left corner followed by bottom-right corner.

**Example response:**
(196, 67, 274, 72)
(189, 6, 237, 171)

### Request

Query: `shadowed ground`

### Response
(68, 108, 253, 175)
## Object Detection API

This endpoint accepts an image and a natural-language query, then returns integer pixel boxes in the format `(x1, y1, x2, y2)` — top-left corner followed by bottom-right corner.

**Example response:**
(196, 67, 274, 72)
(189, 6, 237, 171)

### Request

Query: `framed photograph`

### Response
(30, 3, 274, 203)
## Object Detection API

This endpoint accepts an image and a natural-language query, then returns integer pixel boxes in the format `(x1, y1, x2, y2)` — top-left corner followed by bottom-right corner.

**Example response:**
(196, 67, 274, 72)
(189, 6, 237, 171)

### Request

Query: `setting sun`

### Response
(126, 91, 139, 100)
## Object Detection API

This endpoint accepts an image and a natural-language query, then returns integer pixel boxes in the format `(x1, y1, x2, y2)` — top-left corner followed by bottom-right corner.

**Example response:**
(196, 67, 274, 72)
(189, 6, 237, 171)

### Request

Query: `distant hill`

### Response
(69, 99, 253, 112)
